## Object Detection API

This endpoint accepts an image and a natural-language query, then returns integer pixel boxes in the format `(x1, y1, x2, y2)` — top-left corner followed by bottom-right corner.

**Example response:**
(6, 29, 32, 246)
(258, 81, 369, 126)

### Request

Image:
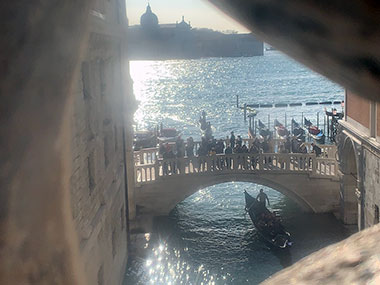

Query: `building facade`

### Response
(128, 4, 264, 60)
(337, 90, 380, 230)
(69, 0, 136, 284)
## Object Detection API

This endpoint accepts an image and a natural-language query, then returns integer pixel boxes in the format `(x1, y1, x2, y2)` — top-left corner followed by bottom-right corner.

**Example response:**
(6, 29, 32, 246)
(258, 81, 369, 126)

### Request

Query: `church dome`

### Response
(176, 16, 191, 31)
(140, 4, 158, 29)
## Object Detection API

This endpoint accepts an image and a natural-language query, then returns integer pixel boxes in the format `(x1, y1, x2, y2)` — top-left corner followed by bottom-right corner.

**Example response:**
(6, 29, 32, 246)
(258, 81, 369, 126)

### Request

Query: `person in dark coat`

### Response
(230, 131, 235, 148)
(256, 189, 270, 207)
(311, 143, 322, 157)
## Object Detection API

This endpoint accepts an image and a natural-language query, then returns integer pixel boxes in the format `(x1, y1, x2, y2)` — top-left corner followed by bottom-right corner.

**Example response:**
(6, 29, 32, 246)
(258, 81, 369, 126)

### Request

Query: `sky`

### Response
(126, 0, 250, 33)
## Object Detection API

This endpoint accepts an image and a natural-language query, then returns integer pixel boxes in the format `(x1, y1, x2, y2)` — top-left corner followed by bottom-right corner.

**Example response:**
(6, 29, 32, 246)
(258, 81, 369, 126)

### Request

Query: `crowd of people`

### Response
(158, 131, 322, 161)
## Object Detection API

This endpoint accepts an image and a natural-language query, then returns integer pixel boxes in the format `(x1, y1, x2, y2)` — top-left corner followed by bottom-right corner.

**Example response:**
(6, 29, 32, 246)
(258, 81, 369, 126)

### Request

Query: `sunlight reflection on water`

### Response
(125, 54, 347, 284)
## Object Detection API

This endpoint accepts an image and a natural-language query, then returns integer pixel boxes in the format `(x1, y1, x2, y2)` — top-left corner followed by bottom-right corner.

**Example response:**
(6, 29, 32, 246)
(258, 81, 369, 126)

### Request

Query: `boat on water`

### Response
(291, 119, 305, 142)
(157, 128, 180, 144)
(304, 117, 321, 135)
(274, 119, 289, 137)
(311, 131, 326, 144)
(258, 119, 271, 138)
(133, 130, 157, 151)
(244, 191, 292, 249)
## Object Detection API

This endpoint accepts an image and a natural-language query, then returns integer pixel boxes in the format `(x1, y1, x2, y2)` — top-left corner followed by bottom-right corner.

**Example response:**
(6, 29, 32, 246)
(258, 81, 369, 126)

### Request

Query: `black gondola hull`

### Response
(244, 191, 291, 249)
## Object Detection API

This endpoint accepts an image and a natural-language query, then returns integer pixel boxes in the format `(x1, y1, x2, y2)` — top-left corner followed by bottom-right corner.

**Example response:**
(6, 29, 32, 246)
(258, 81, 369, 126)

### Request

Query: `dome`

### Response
(140, 4, 158, 29)
(176, 16, 191, 30)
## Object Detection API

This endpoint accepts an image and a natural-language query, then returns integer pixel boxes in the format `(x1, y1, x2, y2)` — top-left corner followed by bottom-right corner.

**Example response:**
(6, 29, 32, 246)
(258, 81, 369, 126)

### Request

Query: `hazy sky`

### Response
(126, 0, 250, 33)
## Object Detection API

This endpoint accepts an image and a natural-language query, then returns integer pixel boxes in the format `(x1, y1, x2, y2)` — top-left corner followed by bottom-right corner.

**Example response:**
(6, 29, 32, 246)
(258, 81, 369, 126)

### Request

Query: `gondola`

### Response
(274, 119, 289, 137)
(311, 131, 326, 144)
(291, 119, 305, 139)
(258, 120, 271, 138)
(244, 191, 292, 249)
(304, 117, 321, 135)
(304, 117, 313, 127)
(133, 130, 157, 151)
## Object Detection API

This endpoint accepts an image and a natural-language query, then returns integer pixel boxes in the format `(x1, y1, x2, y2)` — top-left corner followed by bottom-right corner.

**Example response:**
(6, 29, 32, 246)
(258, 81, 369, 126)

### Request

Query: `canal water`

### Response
(125, 52, 351, 284)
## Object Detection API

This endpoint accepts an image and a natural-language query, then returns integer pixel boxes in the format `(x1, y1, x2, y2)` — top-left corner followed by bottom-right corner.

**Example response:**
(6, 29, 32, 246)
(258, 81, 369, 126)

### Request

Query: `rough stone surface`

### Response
(263, 224, 380, 284)
(68, 2, 133, 284)
(363, 148, 380, 228)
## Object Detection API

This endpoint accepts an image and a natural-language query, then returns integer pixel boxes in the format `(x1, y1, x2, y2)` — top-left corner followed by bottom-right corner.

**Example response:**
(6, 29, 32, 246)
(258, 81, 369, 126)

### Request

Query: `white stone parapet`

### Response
(134, 152, 338, 186)
(134, 138, 337, 165)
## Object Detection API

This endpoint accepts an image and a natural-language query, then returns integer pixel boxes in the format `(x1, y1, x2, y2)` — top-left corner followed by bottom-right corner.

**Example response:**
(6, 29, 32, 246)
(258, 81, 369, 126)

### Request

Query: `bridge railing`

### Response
(134, 147, 159, 165)
(134, 140, 337, 165)
(134, 153, 338, 186)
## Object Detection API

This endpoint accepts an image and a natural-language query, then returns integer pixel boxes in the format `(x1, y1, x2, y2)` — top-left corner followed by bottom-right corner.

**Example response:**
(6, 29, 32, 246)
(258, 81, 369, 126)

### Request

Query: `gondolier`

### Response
(244, 191, 291, 248)
(256, 189, 270, 207)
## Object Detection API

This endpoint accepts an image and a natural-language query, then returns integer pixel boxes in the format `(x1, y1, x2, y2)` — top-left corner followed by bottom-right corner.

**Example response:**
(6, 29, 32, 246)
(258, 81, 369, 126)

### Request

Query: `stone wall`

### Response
(363, 148, 380, 228)
(337, 120, 380, 230)
(69, 1, 133, 284)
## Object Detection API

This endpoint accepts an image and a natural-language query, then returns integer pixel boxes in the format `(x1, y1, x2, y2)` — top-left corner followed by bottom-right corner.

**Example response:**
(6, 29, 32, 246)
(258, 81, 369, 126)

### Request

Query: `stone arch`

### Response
(180, 176, 315, 212)
(340, 137, 359, 226)
(157, 174, 320, 213)
(137, 172, 340, 216)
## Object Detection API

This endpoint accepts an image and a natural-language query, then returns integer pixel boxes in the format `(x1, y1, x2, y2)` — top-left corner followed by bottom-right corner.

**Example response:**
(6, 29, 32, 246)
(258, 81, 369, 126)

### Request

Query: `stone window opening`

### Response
(375, 205, 379, 224)
(99, 59, 106, 97)
(88, 152, 96, 194)
(120, 206, 125, 230)
(81, 62, 91, 100)
(97, 264, 104, 285)
(114, 125, 118, 151)
(111, 228, 116, 258)
(370, 102, 377, 138)
(104, 136, 110, 168)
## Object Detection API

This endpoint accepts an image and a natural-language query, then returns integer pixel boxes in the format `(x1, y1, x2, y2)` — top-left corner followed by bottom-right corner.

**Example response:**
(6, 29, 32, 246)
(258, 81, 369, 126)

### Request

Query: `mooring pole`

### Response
(253, 117, 255, 135)
(324, 114, 326, 134)
(327, 116, 330, 139)
(236, 95, 239, 108)
(255, 120, 258, 136)
(244, 103, 247, 122)
(301, 112, 304, 128)
(268, 114, 270, 130)
(317, 112, 319, 128)
(285, 113, 287, 129)
(291, 117, 294, 134)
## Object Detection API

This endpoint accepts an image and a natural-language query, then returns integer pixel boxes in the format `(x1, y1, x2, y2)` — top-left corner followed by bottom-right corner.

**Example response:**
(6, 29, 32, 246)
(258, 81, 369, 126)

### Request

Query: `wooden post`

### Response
(317, 112, 319, 128)
(249, 115, 252, 129)
(244, 103, 247, 122)
(252, 117, 255, 135)
(327, 115, 330, 139)
(301, 112, 304, 128)
(236, 95, 239, 108)
(324, 114, 326, 135)
(285, 113, 287, 129)
(268, 114, 270, 130)
(255, 120, 258, 136)
(291, 116, 294, 134)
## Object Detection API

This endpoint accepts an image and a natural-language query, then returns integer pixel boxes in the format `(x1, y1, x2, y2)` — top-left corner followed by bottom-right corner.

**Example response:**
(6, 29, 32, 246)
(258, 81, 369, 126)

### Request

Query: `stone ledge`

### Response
(263, 224, 380, 284)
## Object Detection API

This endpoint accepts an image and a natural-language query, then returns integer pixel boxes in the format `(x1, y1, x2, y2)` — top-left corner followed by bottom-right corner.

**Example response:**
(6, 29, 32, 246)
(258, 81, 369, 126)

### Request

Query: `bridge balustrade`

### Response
(134, 147, 159, 165)
(134, 152, 338, 186)
(134, 140, 337, 166)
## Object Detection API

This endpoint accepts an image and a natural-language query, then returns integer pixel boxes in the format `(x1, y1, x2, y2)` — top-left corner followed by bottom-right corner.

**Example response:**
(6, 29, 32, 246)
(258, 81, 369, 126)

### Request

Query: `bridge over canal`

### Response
(133, 142, 340, 216)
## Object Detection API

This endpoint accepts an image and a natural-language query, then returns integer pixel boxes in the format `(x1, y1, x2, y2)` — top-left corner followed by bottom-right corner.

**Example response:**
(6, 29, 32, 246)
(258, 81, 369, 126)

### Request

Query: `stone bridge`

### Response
(134, 143, 340, 216)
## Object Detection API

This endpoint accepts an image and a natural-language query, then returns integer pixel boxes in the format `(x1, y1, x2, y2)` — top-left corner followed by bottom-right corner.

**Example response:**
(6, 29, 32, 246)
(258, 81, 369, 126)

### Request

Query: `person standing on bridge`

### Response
(256, 189, 270, 207)
(230, 131, 236, 148)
